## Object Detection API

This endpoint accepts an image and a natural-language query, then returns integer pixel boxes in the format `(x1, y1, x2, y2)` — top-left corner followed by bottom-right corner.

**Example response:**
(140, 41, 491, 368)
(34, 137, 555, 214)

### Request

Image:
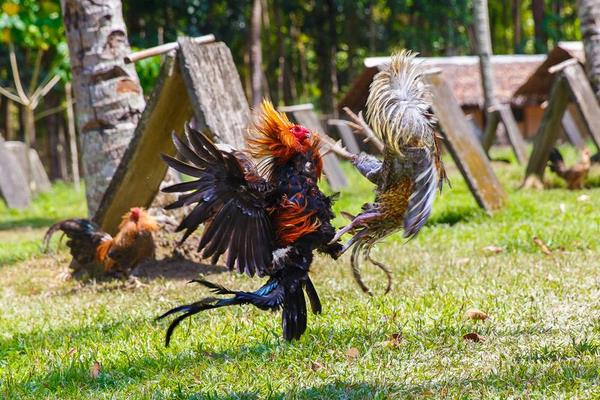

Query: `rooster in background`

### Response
(44, 207, 158, 273)
(156, 100, 341, 345)
(548, 147, 591, 190)
(326, 51, 446, 295)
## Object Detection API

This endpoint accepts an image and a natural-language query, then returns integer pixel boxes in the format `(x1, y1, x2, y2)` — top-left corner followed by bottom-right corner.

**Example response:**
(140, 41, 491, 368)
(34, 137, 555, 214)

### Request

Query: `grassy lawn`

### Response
(1, 149, 599, 399)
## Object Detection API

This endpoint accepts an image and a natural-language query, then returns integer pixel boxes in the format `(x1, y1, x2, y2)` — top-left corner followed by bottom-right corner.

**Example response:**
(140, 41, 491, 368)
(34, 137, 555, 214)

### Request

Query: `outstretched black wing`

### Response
(162, 125, 274, 277)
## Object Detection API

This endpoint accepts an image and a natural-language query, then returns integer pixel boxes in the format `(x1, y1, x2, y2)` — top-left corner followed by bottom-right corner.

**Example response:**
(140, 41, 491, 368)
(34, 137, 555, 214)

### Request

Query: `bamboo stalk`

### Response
(65, 82, 80, 191)
(124, 34, 216, 64)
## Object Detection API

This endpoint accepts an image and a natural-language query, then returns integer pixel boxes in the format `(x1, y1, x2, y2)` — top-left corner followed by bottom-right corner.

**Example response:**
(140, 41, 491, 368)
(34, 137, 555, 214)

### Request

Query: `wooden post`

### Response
(561, 62, 600, 149)
(497, 105, 528, 164)
(481, 110, 500, 151)
(524, 76, 570, 181)
(425, 72, 506, 212)
(328, 119, 361, 154)
(94, 54, 193, 234)
(561, 104, 587, 149)
(177, 39, 250, 149)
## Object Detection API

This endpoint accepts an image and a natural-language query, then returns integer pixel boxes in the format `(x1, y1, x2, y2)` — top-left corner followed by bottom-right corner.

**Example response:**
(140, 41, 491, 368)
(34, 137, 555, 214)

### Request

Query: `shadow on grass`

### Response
(427, 206, 482, 227)
(5, 316, 599, 398)
(0, 217, 60, 230)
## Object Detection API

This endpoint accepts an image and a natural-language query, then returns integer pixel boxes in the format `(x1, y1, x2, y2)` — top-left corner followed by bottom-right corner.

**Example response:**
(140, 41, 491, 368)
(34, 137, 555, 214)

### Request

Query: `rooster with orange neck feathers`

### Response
(156, 100, 342, 344)
(44, 207, 158, 273)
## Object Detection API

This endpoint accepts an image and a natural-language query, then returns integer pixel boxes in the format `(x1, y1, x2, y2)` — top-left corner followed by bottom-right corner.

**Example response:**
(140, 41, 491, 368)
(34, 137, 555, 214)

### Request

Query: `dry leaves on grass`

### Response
(533, 236, 552, 256)
(455, 258, 471, 266)
(386, 333, 403, 347)
(90, 362, 101, 379)
(465, 308, 488, 321)
(345, 347, 360, 360)
(463, 332, 485, 342)
(310, 361, 324, 371)
(483, 245, 503, 254)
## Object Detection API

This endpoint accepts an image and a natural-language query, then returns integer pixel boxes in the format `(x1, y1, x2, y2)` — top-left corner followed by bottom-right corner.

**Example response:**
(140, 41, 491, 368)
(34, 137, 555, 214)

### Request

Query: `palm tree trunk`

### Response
(473, 0, 498, 111)
(61, 0, 145, 216)
(249, 0, 263, 107)
(579, 0, 600, 102)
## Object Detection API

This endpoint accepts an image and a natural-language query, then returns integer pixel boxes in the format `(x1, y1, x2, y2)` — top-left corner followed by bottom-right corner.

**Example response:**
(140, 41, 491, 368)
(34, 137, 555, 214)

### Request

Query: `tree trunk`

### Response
(275, 1, 285, 105)
(579, 0, 600, 102)
(473, 0, 498, 112)
(532, 0, 546, 53)
(315, 0, 338, 114)
(249, 0, 263, 107)
(512, 0, 522, 53)
(61, 0, 145, 216)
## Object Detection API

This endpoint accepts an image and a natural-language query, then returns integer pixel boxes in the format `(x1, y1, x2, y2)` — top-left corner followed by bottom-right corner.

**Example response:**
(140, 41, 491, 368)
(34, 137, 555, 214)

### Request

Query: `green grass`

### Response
(1, 150, 600, 399)
(0, 182, 86, 266)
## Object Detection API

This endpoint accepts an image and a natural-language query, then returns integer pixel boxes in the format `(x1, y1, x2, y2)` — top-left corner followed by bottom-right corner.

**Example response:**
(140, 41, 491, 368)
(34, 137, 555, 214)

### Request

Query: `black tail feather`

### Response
(282, 286, 307, 341)
(156, 297, 239, 347)
(304, 277, 322, 315)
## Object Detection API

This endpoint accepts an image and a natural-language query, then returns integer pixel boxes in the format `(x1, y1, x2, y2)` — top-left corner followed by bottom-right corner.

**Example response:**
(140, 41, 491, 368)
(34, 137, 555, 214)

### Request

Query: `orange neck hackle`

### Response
(118, 207, 159, 232)
(247, 100, 323, 178)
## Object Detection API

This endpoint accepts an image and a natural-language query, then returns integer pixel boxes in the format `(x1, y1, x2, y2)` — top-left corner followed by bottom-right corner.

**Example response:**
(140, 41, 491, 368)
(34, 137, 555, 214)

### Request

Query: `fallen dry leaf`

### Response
(463, 332, 484, 342)
(533, 236, 552, 256)
(345, 347, 359, 360)
(456, 258, 471, 266)
(577, 194, 590, 202)
(483, 245, 503, 254)
(310, 361, 324, 371)
(465, 308, 488, 321)
(67, 347, 77, 356)
(386, 333, 403, 347)
(90, 362, 101, 379)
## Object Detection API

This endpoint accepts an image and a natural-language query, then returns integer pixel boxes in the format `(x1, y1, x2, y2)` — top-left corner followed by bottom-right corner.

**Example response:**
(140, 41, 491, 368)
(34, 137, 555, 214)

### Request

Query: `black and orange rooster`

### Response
(44, 207, 158, 273)
(156, 101, 341, 344)
(548, 147, 591, 190)
(327, 51, 446, 295)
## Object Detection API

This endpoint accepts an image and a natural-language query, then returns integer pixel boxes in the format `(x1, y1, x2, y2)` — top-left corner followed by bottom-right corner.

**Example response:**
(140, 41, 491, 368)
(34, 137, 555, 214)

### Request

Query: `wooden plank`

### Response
(562, 63, 600, 150)
(425, 73, 506, 212)
(497, 105, 528, 164)
(178, 39, 250, 149)
(561, 104, 587, 149)
(286, 108, 348, 191)
(525, 76, 570, 180)
(94, 54, 193, 234)
(328, 119, 361, 154)
(481, 109, 500, 152)
(0, 137, 31, 209)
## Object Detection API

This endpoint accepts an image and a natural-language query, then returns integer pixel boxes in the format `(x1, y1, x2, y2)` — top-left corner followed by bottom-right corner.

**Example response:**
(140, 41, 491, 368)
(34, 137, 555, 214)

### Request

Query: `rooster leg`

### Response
(329, 211, 380, 245)
(338, 229, 368, 256)
(366, 250, 393, 294)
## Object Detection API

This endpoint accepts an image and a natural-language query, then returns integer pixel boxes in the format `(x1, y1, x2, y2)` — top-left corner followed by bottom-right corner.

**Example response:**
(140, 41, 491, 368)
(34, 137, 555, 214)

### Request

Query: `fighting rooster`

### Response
(156, 101, 341, 344)
(327, 51, 446, 295)
(548, 147, 591, 190)
(44, 207, 158, 273)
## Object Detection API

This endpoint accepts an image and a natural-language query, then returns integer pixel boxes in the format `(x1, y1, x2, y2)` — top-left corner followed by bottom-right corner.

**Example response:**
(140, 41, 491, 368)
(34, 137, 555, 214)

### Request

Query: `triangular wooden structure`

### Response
(95, 39, 251, 234)
(425, 71, 506, 212)
(525, 60, 600, 182)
